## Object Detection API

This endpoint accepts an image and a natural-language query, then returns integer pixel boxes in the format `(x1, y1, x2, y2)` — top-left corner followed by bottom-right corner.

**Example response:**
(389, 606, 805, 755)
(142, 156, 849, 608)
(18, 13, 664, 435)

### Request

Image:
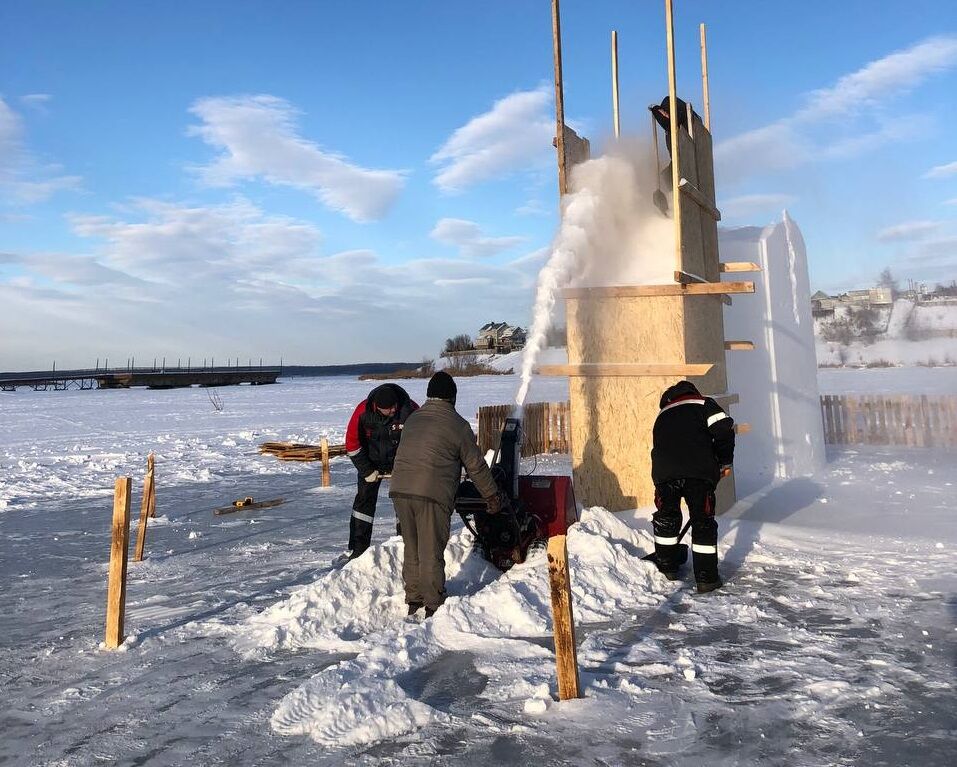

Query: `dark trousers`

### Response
(349, 475, 383, 555)
(392, 497, 452, 611)
(653, 478, 719, 582)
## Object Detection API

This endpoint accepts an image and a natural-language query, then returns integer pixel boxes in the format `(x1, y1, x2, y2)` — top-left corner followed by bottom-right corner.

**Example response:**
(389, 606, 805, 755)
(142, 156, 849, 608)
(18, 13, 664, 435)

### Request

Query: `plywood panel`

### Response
(692, 118, 721, 283)
(570, 376, 670, 511)
(676, 129, 707, 279)
(567, 295, 685, 365)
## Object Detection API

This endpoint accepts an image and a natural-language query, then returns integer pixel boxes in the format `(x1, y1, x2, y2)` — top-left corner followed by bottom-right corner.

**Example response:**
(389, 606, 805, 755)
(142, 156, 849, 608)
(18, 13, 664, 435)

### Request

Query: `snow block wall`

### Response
(720, 213, 825, 496)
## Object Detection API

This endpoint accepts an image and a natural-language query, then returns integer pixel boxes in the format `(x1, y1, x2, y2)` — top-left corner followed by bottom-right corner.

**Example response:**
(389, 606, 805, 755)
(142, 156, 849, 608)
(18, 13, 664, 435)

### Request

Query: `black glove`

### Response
(484, 494, 502, 515)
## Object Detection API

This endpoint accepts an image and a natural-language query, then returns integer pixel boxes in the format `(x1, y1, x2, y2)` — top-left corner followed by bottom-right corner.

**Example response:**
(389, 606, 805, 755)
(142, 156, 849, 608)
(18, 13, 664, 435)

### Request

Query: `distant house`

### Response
(869, 286, 894, 305)
(476, 321, 526, 352)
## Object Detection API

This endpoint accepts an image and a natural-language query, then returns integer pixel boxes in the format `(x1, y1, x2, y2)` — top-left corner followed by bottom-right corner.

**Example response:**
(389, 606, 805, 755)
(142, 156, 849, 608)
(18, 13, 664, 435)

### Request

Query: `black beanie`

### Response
(373, 386, 398, 409)
(427, 371, 457, 402)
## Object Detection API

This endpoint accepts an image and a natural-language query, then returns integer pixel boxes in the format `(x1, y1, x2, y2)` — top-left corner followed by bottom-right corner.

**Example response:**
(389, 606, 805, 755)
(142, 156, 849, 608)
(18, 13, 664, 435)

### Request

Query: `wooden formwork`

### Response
(539, 110, 750, 513)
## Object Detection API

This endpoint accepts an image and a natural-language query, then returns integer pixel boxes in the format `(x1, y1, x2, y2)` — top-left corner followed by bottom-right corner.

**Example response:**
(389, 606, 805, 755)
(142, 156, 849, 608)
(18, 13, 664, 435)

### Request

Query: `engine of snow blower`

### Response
(454, 416, 579, 571)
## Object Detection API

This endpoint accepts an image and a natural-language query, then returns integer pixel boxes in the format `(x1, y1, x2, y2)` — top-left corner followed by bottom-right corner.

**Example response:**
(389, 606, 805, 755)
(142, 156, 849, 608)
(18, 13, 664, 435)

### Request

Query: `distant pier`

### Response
(0, 364, 281, 392)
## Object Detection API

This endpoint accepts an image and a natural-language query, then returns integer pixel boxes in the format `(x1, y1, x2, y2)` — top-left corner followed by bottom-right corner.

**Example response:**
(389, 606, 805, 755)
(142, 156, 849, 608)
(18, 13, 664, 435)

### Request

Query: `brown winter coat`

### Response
(389, 398, 498, 509)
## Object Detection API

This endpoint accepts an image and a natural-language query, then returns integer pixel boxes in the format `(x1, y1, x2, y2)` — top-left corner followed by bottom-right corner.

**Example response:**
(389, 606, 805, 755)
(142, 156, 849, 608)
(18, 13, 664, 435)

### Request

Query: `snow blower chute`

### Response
(454, 416, 579, 571)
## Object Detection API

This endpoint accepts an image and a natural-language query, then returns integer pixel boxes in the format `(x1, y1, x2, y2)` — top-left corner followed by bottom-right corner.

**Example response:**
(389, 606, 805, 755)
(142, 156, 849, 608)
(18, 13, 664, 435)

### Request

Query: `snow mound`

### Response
(234, 507, 674, 748)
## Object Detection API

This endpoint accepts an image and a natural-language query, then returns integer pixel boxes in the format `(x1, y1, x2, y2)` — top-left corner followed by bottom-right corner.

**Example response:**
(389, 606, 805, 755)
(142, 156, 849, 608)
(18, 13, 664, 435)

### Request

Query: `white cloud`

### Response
(877, 220, 941, 242)
(944, 198, 957, 206)
(716, 35, 957, 185)
(430, 218, 526, 258)
(188, 95, 405, 222)
(0, 96, 80, 203)
(21, 93, 52, 110)
(430, 87, 554, 192)
(797, 36, 957, 120)
(720, 193, 796, 219)
(924, 160, 957, 179)
(3, 196, 542, 368)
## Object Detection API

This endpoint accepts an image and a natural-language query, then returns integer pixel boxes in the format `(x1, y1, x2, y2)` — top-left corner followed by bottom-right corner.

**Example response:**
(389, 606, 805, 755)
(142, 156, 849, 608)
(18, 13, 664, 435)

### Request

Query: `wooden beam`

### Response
(699, 23, 711, 132)
(724, 341, 755, 351)
(551, 0, 567, 198)
(678, 178, 721, 221)
(547, 535, 580, 700)
(133, 457, 154, 562)
(536, 363, 714, 378)
(719, 261, 761, 273)
(563, 281, 754, 299)
(675, 270, 731, 304)
(735, 423, 752, 435)
(611, 30, 620, 139)
(664, 0, 681, 272)
(105, 477, 132, 649)
(320, 438, 331, 488)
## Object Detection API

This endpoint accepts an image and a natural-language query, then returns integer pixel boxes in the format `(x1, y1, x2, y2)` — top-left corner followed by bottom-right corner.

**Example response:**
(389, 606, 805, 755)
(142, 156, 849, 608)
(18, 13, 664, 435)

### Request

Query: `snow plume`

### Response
(516, 140, 674, 406)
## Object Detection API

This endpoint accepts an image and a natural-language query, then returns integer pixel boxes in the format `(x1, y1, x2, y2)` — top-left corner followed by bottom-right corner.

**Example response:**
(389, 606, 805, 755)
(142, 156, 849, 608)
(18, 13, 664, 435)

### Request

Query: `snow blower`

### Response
(454, 416, 578, 571)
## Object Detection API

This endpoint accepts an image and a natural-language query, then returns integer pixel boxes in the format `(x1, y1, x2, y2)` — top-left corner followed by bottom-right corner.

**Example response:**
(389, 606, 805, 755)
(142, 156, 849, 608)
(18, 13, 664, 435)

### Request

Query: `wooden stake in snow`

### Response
(547, 534, 581, 699)
(320, 438, 331, 488)
(145, 453, 156, 517)
(133, 453, 155, 562)
(105, 476, 132, 649)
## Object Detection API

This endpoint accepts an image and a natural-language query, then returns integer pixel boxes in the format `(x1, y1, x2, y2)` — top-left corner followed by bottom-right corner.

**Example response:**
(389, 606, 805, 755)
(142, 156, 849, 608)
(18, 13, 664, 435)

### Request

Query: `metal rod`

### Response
(611, 30, 621, 139)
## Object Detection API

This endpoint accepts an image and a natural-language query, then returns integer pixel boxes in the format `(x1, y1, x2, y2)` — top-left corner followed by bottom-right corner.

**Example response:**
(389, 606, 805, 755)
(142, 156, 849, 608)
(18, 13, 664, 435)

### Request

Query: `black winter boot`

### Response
(407, 602, 423, 616)
(696, 577, 723, 594)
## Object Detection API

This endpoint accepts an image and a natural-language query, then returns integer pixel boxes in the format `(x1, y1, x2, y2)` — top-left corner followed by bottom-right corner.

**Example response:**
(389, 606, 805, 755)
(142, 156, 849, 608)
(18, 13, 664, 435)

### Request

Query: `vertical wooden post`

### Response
(320, 438, 331, 488)
(664, 0, 682, 272)
(551, 0, 568, 197)
(699, 23, 711, 131)
(611, 30, 621, 139)
(547, 535, 580, 700)
(133, 454, 155, 562)
(145, 453, 156, 517)
(105, 477, 132, 649)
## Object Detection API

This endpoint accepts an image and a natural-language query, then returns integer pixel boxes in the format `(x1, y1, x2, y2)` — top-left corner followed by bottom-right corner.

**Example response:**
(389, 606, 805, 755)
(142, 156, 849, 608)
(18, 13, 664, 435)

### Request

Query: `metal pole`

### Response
(699, 23, 711, 132)
(551, 0, 567, 198)
(611, 30, 621, 139)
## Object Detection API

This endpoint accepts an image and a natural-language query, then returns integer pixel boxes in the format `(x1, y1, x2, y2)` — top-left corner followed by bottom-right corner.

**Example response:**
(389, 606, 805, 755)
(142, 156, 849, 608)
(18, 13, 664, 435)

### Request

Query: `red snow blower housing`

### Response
(454, 417, 578, 571)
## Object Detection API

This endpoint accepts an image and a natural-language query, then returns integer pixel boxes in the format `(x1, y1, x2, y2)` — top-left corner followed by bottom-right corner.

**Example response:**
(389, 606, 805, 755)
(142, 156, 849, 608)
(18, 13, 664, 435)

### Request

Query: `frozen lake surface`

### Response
(1, 373, 954, 765)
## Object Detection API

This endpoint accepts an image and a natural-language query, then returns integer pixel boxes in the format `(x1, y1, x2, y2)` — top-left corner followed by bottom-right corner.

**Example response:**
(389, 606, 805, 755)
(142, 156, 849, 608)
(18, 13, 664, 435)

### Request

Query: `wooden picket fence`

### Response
(820, 394, 957, 447)
(477, 401, 571, 456)
(478, 395, 957, 454)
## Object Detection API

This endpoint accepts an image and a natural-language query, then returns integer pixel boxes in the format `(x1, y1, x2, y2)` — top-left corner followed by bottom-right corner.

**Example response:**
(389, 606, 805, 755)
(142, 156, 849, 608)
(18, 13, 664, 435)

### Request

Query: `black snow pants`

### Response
(348, 475, 383, 556)
(652, 478, 719, 583)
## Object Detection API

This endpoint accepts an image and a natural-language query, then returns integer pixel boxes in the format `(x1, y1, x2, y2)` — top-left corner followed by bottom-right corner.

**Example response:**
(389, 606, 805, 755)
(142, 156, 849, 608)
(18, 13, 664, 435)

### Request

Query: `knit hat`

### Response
(427, 371, 457, 402)
(372, 386, 398, 409)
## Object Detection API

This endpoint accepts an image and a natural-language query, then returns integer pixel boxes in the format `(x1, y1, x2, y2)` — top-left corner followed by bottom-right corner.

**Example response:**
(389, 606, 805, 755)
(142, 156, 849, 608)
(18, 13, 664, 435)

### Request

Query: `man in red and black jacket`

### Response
(651, 380, 735, 593)
(345, 383, 418, 559)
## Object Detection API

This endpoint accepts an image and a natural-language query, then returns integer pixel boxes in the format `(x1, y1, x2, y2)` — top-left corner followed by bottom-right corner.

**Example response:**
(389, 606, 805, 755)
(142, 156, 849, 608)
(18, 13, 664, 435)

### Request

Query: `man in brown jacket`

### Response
(389, 372, 500, 617)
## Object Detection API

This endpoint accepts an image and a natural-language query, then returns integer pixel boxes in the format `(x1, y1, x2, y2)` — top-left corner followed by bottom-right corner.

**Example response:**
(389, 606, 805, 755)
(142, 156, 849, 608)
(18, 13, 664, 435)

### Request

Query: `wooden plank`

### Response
(145, 453, 156, 517)
(724, 341, 754, 351)
(320, 438, 331, 488)
(551, 0, 567, 198)
(678, 178, 721, 220)
(664, 0, 681, 272)
(547, 535, 580, 700)
(105, 477, 132, 649)
(133, 462, 154, 563)
(734, 423, 751, 435)
(563, 282, 753, 299)
(674, 270, 731, 305)
(536, 363, 714, 378)
(719, 262, 761, 273)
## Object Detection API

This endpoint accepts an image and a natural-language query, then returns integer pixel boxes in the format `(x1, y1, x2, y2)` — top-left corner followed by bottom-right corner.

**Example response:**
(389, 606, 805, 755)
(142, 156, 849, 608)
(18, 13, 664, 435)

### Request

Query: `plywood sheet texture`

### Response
(565, 117, 736, 513)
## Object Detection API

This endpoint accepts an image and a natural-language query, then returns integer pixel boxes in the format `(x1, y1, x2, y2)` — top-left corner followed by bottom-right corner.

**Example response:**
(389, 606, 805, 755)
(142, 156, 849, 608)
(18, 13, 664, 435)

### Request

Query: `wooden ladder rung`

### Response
(724, 341, 754, 351)
(719, 261, 761, 273)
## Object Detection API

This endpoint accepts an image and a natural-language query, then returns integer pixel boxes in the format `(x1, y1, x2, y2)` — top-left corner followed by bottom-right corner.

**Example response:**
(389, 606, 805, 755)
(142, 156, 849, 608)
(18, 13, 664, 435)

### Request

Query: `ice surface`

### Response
(1, 374, 954, 765)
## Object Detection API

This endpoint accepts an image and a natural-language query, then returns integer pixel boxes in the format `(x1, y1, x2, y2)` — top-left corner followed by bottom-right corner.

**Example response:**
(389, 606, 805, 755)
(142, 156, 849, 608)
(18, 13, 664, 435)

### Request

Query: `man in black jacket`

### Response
(344, 383, 418, 559)
(651, 380, 735, 593)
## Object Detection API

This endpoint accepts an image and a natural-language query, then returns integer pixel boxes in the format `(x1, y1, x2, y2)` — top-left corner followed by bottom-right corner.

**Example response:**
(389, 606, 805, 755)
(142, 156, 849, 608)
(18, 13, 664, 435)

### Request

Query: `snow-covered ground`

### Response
(1, 374, 954, 766)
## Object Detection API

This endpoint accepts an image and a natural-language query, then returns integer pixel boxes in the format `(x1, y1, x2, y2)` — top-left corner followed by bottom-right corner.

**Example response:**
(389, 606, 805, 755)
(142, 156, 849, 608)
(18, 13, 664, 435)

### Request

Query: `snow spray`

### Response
(515, 139, 675, 406)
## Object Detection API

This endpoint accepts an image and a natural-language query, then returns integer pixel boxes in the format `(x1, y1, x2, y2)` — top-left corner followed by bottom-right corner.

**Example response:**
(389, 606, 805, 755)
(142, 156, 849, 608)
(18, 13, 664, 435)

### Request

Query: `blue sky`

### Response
(2, 0, 956, 368)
